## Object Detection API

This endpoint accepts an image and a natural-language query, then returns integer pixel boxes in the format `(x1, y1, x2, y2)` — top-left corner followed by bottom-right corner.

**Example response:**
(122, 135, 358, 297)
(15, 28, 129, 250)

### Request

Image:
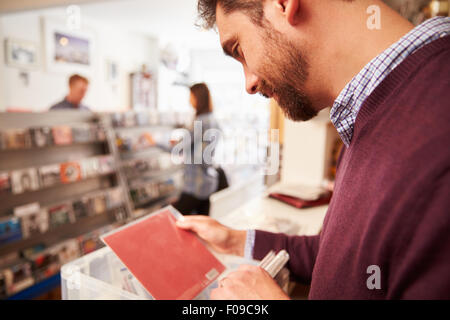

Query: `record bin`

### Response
(61, 245, 264, 300)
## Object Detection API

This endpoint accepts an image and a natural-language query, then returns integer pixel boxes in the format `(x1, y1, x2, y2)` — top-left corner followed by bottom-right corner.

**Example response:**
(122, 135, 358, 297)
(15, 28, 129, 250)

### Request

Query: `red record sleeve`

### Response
(269, 192, 332, 209)
(101, 207, 225, 300)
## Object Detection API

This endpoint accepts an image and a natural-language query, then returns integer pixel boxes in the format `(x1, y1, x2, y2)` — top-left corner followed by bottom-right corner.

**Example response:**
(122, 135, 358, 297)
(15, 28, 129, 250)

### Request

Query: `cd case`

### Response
(13, 203, 49, 238)
(101, 206, 226, 300)
(0, 216, 22, 245)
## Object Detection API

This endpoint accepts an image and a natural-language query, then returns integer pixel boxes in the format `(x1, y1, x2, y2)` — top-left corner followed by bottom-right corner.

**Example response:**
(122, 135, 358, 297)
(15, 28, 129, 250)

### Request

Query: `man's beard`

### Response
(258, 25, 318, 122)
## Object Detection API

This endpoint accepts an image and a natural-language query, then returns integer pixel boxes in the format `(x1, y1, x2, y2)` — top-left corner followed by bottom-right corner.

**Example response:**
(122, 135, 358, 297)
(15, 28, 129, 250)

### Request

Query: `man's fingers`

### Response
(175, 218, 199, 232)
(224, 269, 248, 282)
(238, 264, 259, 271)
(175, 216, 213, 232)
(211, 286, 234, 300)
(210, 288, 223, 300)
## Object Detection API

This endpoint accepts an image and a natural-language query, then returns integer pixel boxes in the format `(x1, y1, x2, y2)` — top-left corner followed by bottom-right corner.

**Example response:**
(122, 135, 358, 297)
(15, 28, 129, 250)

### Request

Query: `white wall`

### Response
(0, 0, 110, 14)
(0, 7, 158, 112)
(281, 109, 338, 187)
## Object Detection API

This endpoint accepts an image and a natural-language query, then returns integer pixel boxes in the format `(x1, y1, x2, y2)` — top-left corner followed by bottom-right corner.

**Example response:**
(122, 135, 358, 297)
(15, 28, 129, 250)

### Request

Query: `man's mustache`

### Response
(257, 79, 274, 99)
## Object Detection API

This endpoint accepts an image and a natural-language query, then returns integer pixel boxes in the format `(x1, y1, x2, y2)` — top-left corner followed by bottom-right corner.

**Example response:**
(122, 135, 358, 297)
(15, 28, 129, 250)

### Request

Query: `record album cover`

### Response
(48, 203, 75, 228)
(72, 197, 91, 220)
(123, 159, 150, 177)
(55, 239, 81, 265)
(111, 207, 127, 222)
(81, 157, 100, 178)
(78, 231, 104, 255)
(2, 261, 35, 296)
(101, 207, 225, 300)
(13, 203, 49, 238)
(11, 168, 40, 194)
(98, 155, 115, 174)
(0, 216, 22, 245)
(25, 244, 61, 282)
(94, 125, 106, 141)
(106, 187, 124, 209)
(0, 172, 11, 194)
(268, 191, 332, 209)
(89, 193, 107, 215)
(39, 164, 61, 187)
(60, 162, 82, 183)
(30, 127, 53, 148)
(4, 129, 32, 149)
(22, 243, 46, 259)
(72, 124, 94, 143)
(52, 126, 73, 145)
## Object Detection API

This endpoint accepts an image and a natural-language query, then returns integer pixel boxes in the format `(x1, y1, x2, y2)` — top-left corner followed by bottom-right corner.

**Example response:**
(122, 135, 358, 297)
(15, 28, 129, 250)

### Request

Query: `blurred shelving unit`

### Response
(0, 110, 190, 299)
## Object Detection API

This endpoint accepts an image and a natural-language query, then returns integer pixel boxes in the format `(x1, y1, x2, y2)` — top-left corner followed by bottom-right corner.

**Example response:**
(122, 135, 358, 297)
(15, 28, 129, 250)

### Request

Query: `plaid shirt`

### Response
(244, 16, 450, 260)
(330, 16, 450, 147)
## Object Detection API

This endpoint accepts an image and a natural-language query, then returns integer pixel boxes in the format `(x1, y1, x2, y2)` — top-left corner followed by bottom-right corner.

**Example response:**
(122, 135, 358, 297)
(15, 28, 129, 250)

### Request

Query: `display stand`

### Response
(107, 111, 185, 221)
(0, 110, 187, 299)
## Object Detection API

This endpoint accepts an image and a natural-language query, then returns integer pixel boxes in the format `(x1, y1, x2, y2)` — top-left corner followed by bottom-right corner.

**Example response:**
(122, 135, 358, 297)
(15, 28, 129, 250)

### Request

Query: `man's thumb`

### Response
(175, 218, 198, 232)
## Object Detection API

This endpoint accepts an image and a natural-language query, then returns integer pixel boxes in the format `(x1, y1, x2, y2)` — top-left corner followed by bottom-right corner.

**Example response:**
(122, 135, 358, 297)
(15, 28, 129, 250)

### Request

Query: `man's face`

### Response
(69, 80, 88, 105)
(216, 3, 318, 121)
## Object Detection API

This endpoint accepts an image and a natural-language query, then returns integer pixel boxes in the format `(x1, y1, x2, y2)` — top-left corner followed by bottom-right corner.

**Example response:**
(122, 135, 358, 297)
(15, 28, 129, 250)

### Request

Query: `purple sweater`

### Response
(253, 36, 450, 299)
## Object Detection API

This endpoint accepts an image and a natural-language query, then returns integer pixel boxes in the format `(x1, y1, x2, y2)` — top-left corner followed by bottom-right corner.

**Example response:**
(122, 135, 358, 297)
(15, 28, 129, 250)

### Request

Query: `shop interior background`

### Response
(0, 0, 447, 300)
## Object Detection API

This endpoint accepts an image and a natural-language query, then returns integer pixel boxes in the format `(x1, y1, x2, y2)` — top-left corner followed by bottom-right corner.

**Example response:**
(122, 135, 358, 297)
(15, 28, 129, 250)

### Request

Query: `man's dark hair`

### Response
(198, 0, 265, 29)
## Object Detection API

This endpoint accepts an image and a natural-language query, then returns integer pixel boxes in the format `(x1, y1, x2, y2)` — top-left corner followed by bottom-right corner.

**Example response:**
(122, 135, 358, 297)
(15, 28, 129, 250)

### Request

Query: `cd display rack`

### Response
(105, 111, 188, 220)
(0, 110, 192, 299)
(0, 111, 131, 299)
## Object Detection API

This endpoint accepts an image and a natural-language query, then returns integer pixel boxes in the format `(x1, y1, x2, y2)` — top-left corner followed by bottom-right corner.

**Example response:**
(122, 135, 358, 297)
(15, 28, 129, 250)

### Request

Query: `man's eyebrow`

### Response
(221, 37, 237, 58)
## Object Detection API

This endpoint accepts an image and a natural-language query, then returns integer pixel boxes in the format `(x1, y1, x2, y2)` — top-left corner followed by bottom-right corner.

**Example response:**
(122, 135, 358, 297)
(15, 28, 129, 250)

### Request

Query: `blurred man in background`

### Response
(50, 74, 90, 111)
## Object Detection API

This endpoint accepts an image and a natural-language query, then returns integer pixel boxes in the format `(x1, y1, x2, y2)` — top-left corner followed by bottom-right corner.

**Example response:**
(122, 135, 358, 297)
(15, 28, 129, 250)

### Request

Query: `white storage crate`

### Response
(61, 246, 263, 300)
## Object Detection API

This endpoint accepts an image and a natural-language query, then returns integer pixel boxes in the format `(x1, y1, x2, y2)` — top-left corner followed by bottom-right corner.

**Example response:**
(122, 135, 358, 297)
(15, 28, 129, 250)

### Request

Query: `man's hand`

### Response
(175, 216, 246, 256)
(210, 265, 290, 300)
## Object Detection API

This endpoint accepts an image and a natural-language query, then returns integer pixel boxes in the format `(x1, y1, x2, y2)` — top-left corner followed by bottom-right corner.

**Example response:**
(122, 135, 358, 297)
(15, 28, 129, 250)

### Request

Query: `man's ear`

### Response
(275, 0, 300, 26)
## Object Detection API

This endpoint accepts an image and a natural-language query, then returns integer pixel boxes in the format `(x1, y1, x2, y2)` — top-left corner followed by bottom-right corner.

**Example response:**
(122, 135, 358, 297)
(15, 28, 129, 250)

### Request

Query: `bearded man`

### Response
(177, 0, 450, 299)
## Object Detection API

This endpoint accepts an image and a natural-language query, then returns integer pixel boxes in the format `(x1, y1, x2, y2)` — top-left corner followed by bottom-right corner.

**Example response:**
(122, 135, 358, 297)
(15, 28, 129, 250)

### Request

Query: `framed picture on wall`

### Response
(42, 17, 96, 75)
(105, 59, 119, 84)
(4, 38, 40, 70)
(130, 66, 157, 110)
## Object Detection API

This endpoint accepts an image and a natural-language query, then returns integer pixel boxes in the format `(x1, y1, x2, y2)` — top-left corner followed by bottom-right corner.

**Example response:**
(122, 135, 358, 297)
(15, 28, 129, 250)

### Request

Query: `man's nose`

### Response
(244, 66, 259, 95)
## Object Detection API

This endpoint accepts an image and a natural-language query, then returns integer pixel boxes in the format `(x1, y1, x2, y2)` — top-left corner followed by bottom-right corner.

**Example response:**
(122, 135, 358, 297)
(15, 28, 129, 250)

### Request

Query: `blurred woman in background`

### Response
(171, 83, 222, 215)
